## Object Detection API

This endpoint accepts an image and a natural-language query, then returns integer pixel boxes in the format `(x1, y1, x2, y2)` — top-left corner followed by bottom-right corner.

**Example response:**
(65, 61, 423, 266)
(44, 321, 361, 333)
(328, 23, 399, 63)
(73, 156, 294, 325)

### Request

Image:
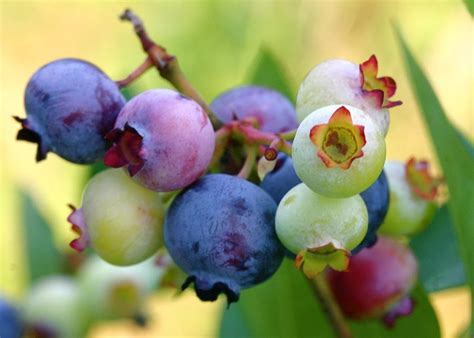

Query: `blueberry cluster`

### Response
(14, 20, 442, 334)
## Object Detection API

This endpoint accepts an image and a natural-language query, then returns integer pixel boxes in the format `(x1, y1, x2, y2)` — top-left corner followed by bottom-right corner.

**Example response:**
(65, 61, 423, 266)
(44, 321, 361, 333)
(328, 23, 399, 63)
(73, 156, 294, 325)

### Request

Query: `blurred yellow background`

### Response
(0, 1, 472, 337)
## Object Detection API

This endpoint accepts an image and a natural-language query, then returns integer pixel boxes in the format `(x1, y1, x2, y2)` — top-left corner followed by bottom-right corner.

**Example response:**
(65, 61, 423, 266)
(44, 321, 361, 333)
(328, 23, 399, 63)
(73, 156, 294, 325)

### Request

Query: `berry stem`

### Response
(116, 57, 153, 88)
(237, 145, 257, 179)
(119, 8, 221, 127)
(279, 128, 297, 141)
(308, 274, 353, 338)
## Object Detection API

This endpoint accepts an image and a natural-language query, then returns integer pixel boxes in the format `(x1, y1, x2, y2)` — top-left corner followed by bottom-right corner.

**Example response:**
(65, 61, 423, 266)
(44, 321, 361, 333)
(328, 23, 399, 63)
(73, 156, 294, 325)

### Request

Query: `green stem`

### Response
(308, 274, 353, 338)
(237, 145, 257, 179)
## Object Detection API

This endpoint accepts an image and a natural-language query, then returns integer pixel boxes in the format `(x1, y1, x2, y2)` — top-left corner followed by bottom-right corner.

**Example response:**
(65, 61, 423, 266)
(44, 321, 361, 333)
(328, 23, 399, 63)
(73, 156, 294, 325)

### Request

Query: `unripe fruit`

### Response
(292, 105, 386, 198)
(353, 170, 390, 253)
(16, 58, 125, 163)
(276, 183, 368, 277)
(327, 236, 418, 327)
(78, 255, 162, 321)
(210, 85, 298, 132)
(68, 169, 164, 266)
(296, 55, 401, 136)
(0, 297, 22, 338)
(164, 174, 284, 303)
(22, 276, 89, 338)
(104, 89, 215, 192)
(379, 159, 439, 236)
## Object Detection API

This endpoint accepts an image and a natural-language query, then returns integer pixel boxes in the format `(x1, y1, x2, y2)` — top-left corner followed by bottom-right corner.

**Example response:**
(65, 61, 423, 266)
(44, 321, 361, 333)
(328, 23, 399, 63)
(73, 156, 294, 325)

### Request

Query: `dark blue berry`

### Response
(0, 297, 22, 338)
(16, 58, 125, 163)
(352, 170, 390, 254)
(260, 154, 301, 203)
(164, 174, 284, 304)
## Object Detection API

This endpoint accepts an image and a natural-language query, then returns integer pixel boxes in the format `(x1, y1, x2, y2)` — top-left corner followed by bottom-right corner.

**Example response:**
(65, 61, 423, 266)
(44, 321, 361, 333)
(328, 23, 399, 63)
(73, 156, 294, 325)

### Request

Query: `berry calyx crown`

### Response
(405, 157, 441, 201)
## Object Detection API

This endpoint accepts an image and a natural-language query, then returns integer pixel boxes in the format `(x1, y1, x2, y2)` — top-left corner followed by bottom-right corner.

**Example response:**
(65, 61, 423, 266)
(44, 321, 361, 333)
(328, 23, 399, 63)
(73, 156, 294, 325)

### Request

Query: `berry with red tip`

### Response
(67, 169, 164, 266)
(379, 159, 439, 236)
(327, 236, 418, 326)
(16, 58, 125, 163)
(296, 55, 402, 136)
(292, 105, 386, 198)
(164, 174, 284, 304)
(104, 89, 215, 192)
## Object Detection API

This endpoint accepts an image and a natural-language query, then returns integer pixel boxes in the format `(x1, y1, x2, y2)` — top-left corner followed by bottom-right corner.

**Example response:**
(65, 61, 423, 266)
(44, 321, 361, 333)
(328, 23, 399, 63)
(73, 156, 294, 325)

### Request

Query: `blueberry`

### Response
(210, 85, 298, 133)
(16, 58, 125, 163)
(0, 297, 22, 338)
(260, 154, 301, 203)
(353, 170, 390, 253)
(164, 174, 285, 304)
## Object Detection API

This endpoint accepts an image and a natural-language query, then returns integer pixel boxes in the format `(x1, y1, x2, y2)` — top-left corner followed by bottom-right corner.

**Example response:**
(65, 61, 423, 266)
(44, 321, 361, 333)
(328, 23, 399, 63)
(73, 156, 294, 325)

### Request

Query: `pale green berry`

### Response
(292, 105, 386, 198)
(22, 276, 89, 338)
(379, 161, 437, 236)
(78, 255, 163, 321)
(68, 169, 165, 266)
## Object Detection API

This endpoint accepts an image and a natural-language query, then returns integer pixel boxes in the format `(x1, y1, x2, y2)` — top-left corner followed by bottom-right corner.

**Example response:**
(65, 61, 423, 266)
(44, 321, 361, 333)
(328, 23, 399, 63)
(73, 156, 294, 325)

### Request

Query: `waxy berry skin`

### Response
(260, 154, 302, 203)
(210, 85, 298, 132)
(0, 297, 22, 338)
(105, 89, 215, 192)
(296, 57, 402, 136)
(16, 58, 125, 163)
(353, 170, 390, 253)
(164, 174, 284, 303)
(327, 236, 418, 323)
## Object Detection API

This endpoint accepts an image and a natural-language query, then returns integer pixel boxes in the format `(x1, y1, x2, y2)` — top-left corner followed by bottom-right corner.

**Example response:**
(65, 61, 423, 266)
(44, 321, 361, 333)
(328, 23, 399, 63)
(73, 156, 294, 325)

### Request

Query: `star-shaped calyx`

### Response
(310, 106, 366, 169)
(405, 157, 441, 201)
(295, 242, 350, 279)
(360, 55, 402, 109)
(104, 123, 145, 177)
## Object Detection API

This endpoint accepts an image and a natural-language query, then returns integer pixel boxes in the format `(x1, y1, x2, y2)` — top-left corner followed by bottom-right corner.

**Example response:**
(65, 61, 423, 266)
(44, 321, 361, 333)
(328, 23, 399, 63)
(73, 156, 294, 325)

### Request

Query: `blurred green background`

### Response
(0, 1, 472, 337)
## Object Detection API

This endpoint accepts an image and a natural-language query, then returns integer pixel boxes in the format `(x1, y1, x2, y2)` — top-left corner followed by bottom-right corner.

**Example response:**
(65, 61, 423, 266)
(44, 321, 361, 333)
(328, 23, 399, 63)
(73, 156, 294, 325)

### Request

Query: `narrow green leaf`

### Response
(464, 0, 474, 17)
(247, 47, 294, 100)
(396, 27, 474, 334)
(411, 206, 466, 291)
(19, 190, 63, 284)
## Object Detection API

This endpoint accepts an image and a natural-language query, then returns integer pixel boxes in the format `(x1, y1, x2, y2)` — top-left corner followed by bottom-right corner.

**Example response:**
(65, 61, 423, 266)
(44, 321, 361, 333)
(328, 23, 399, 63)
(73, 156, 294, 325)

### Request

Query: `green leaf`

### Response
(19, 189, 63, 284)
(464, 0, 474, 17)
(247, 47, 294, 100)
(396, 28, 474, 334)
(411, 206, 466, 291)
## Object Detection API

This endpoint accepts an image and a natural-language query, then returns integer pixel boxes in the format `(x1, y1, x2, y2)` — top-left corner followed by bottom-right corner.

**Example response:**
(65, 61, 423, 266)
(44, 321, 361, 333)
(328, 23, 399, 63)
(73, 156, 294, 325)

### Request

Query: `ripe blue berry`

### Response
(210, 85, 298, 132)
(260, 154, 301, 203)
(164, 174, 284, 303)
(104, 89, 215, 192)
(0, 297, 22, 338)
(352, 170, 390, 253)
(16, 58, 125, 163)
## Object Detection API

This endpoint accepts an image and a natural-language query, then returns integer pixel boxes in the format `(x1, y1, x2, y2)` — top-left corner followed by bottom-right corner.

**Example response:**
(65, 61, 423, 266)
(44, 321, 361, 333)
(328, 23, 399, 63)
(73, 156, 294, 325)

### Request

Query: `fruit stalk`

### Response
(119, 8, 221, 127)
(308, 274, 353, 338)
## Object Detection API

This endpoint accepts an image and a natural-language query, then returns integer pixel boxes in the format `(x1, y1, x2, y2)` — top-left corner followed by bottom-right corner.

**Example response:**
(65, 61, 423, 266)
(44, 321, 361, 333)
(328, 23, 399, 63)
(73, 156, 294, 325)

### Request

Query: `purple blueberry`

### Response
(353, 170, 390, 253)
(164, 174, 284, 303)
(104, 89, 215, 192)
(0, 297, 22, 338)
(210, 85, 298, 133)
(260, 154, 301, 203)
(15, 58, 125, 163)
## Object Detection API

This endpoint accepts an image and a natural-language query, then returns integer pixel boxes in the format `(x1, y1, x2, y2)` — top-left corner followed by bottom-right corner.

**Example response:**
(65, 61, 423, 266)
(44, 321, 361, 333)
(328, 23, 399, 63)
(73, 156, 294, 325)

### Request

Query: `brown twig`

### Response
(307, 274, 353, 338)
(119, 8, 221, 127)
(116, 57, 153, 88)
